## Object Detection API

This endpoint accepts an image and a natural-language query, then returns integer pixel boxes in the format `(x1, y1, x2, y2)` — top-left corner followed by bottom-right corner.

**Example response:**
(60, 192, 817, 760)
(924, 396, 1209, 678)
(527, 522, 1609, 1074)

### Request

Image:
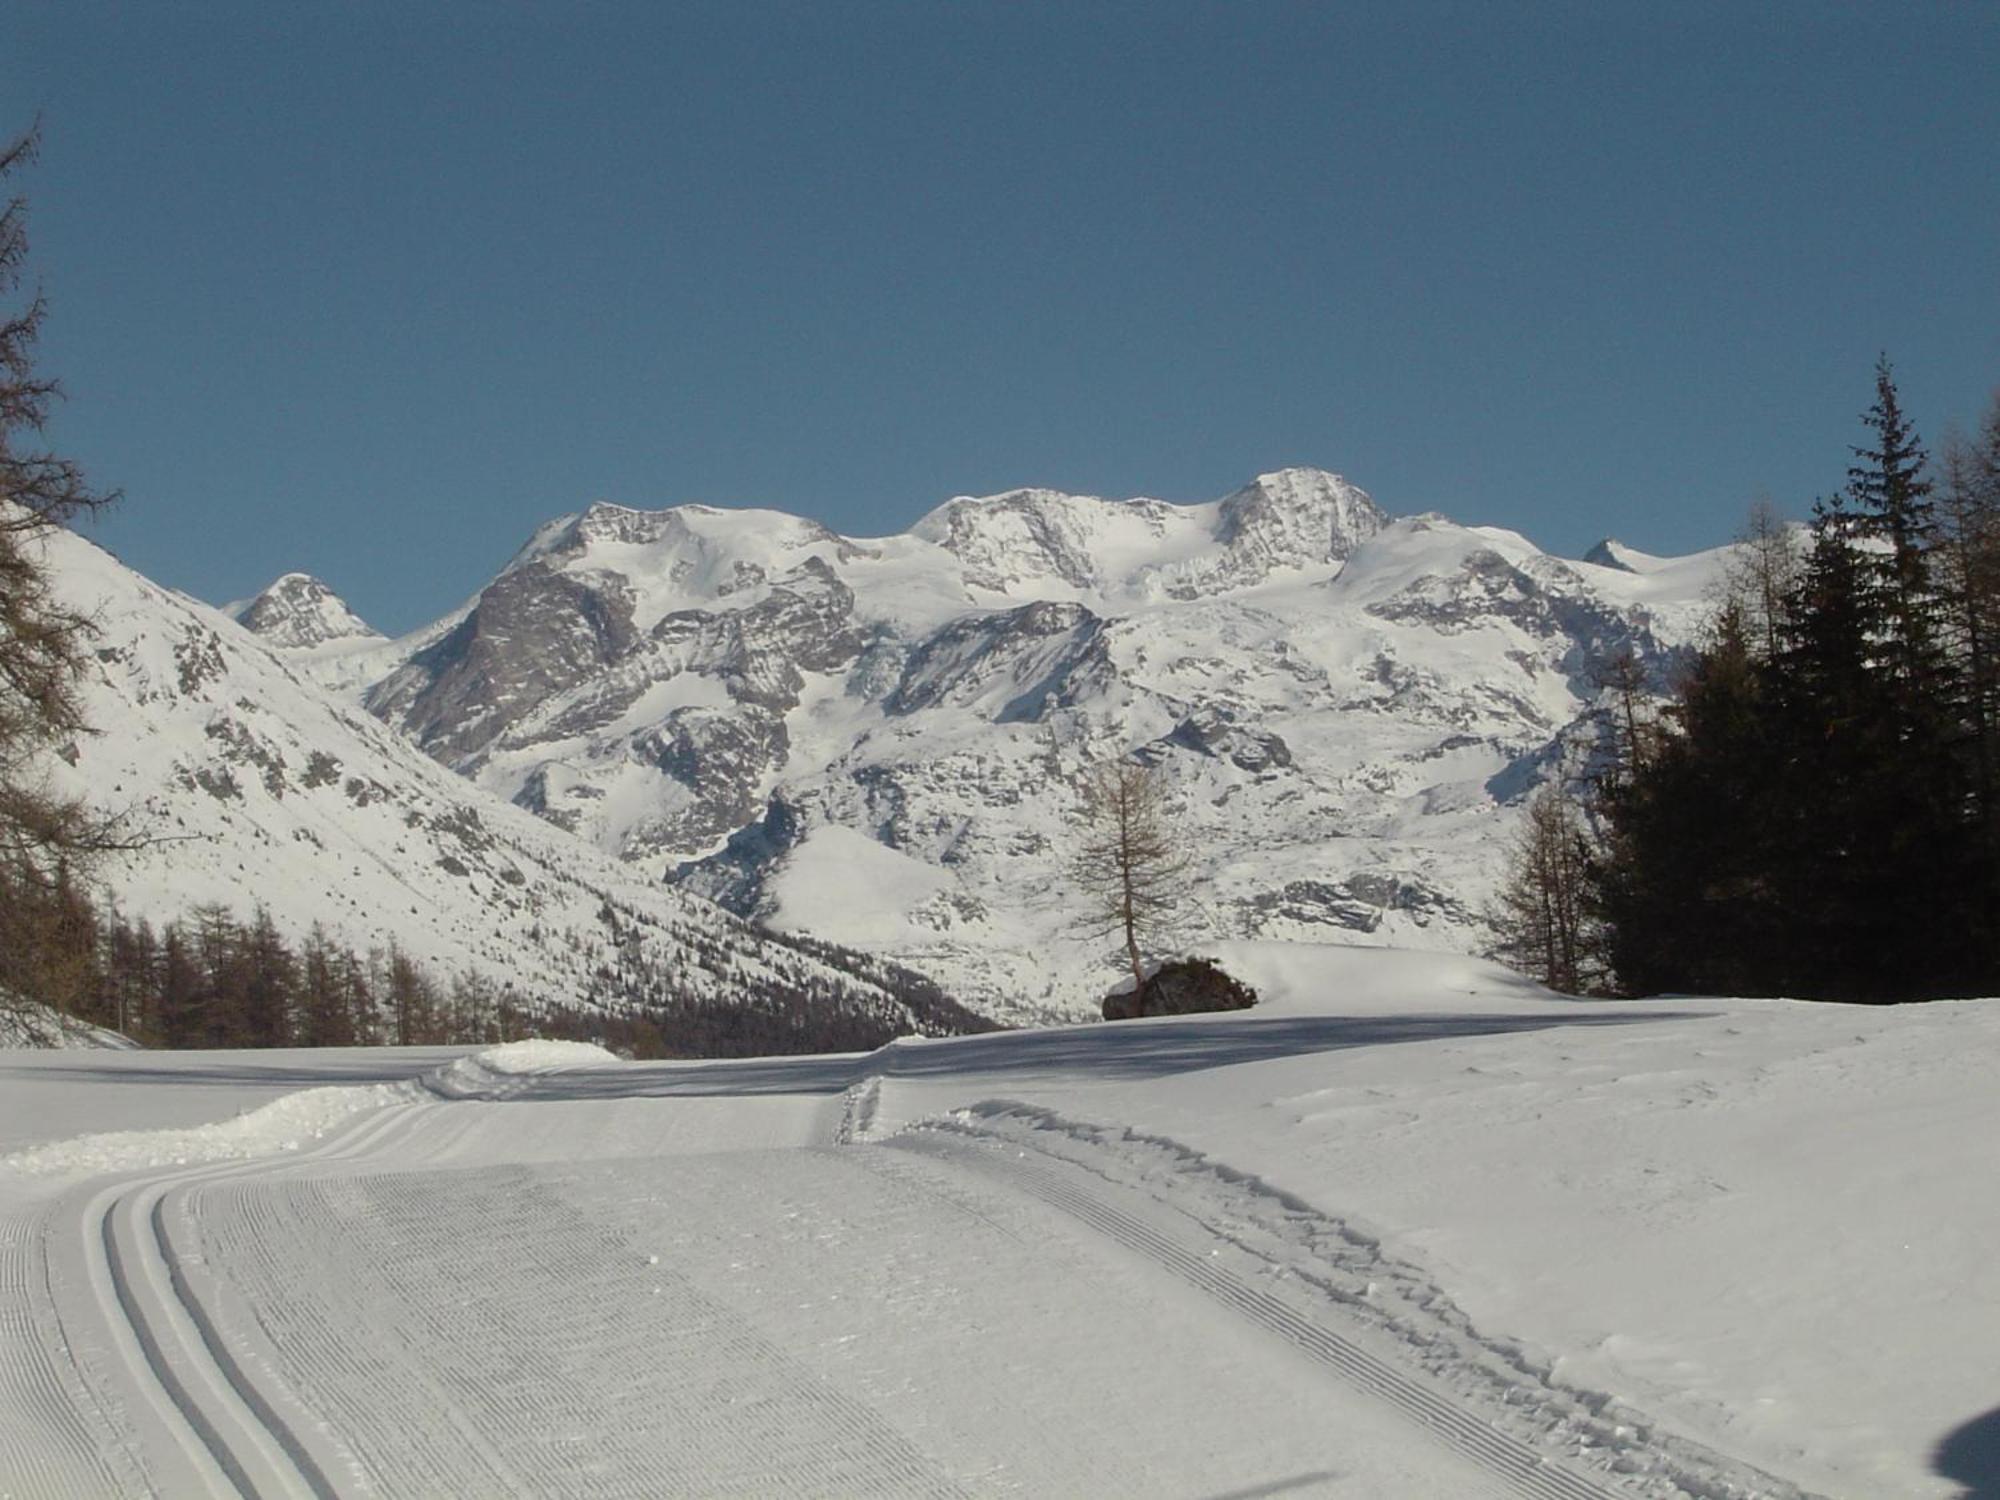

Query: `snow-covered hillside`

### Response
(264, 469, 1735, 1018)
(33, 525, 972, 1041)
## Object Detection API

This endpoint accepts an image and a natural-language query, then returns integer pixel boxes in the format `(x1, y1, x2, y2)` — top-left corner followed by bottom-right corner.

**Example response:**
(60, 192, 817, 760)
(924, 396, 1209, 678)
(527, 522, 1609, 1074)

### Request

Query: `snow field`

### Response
(5, 954, 1995, 1496)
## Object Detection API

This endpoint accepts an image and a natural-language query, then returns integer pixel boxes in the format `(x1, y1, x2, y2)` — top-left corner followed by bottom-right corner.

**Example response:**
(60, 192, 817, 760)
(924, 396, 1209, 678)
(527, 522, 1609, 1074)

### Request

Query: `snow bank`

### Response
(0, 1080, 418, 1178)
(0, 1041, 624, 1178)
(1205, 938, 1566, 1013)
(862, 943, 2000, 1497)
(423, 1039, 620, 1099)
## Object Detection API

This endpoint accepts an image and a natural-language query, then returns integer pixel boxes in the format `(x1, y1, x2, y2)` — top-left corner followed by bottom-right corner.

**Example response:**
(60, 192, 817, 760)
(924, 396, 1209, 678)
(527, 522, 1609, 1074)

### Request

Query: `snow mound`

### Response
(0, 1080, 416, 1178)
(422, 1040, 623, 1099)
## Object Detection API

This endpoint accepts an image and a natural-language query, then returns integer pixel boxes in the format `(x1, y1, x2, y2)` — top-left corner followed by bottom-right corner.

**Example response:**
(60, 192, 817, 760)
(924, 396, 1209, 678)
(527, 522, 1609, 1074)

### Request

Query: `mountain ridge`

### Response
(228, 468, 1733, 1017)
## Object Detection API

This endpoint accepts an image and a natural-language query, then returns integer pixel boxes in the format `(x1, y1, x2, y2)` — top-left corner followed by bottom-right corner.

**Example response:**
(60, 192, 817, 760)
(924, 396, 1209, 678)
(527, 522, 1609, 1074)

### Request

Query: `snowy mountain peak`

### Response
(909, 468, 1389, 601)
(231, 573, 380, 650)
(39, 526, 963, 1045)
(1581, 539, 1638, 572)
(286, 466, 1750, 1018)
(508, 500, 855, 594)
(1214, 468, 1389, 572)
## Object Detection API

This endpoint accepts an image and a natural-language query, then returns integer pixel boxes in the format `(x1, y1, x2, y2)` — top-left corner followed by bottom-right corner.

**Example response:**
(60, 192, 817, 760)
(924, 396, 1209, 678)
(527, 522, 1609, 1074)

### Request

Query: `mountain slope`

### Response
(278, 471, 1734, 1019)
(35, 525, 980, 1048)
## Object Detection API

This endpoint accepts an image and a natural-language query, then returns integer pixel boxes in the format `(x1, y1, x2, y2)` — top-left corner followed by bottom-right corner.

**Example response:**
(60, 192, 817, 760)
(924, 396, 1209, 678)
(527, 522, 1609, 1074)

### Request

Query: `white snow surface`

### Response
(0, 1042, 617, 1178)
(4, 950, 1991, 1498)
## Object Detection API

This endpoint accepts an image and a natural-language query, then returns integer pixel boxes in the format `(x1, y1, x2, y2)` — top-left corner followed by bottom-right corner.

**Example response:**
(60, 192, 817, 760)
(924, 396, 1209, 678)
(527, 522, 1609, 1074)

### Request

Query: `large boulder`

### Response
(1101, 957, 1258, 1021)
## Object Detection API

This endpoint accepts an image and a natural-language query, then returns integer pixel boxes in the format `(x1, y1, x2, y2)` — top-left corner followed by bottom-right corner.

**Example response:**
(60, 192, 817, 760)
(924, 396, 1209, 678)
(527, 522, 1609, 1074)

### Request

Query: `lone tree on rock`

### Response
(1069, 759, 1187, 997)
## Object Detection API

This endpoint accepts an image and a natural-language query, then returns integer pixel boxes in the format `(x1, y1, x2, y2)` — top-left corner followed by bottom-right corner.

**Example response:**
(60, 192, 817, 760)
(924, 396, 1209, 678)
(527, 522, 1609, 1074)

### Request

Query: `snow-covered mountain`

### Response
(267, 468, 1732, 1020)
(230, 572, 381, 650)
(35, 525, 973, 1042)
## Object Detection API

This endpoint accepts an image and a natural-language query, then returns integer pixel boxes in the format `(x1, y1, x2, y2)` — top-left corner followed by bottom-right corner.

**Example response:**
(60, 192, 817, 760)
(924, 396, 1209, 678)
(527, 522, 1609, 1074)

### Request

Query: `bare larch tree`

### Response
(1490, 780, 1601, 995)
(1069, 759, 1188, 997)
(1, 123, 121, 1016)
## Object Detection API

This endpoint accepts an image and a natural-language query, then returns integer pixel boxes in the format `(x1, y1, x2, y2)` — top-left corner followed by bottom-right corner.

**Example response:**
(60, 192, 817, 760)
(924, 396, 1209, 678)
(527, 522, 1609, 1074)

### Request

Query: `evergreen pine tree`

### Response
(1844, 357, 1943, 692)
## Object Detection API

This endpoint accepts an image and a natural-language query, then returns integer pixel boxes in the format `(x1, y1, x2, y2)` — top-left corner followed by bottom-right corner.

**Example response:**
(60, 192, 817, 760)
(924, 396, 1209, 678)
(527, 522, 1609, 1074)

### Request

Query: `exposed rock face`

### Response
(1153, 707, 1293, 773)
(231, 574, 379, 650)
(1201, 468, 1388, 594)
(1361, 546, 1672, 698)
(252, 469, 1731, 1020)
(909, 468, 1388, 601)
(1103, 957, 1258, 1020)
(886, 601, 1110, 720)
(368, 563, 639, 766)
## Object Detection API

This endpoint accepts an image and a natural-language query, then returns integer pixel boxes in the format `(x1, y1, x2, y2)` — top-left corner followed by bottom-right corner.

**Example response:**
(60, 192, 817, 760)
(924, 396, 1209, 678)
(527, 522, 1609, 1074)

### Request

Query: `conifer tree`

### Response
(1844, 357, 1942, 690)
(1591, 364, 1993, 1001)
(1937, 394, 2000, 854)
(1594, 604, 1789, 996)
(242, 907, 298, 1047)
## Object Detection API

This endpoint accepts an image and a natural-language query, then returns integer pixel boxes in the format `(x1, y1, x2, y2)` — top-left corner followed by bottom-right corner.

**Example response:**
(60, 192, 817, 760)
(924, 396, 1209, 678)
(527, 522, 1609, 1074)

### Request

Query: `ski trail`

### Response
(8, 1063, 861, 1500)
(887, 1125, 1624, 1500)
(13, 1098, 438, 1499)
(195, 1160, 965, 1498)
(0, 1207, 143, 1498)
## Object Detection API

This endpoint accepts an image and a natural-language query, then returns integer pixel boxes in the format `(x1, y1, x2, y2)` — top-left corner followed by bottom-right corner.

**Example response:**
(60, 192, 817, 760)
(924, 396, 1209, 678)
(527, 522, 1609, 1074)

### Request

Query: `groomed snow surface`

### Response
(3, 949, 1995, 1498)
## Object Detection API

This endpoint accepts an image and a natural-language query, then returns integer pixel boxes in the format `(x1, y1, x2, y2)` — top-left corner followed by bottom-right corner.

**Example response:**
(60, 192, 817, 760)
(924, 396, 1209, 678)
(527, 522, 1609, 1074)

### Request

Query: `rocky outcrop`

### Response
(1102, 957, 1258, 1020)
(367, 563, 638, 766)
(887, 601, 1111, 721)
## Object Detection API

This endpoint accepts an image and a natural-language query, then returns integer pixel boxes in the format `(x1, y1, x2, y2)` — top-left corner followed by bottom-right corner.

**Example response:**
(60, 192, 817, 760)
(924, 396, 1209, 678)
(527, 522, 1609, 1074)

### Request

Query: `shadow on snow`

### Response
(5, 1010, 1708, 1104)
(1937, 1405, 2000, 1499)
(517, 1008, 1711, 1100)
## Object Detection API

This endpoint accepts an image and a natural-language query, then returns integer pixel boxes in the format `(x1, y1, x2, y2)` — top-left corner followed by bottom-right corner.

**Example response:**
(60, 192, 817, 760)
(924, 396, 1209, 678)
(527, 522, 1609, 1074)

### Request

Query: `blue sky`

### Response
(8, 2, 1998, 633)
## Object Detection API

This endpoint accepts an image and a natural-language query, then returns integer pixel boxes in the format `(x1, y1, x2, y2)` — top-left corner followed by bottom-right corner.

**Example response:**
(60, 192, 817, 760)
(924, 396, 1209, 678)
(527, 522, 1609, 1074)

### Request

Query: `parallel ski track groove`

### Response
(17, 1097, 435, 1499)
(890, 1130, 1620, 1500)
(98, 1191, 262, 1500)
(188, 1119, 963, 1498)
(0, 1212, 138, 1497)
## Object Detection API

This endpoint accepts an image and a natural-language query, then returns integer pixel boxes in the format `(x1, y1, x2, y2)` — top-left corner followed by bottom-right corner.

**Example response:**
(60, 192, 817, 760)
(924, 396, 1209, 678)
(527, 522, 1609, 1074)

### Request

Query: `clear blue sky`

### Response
(9, 1, 1999, 634)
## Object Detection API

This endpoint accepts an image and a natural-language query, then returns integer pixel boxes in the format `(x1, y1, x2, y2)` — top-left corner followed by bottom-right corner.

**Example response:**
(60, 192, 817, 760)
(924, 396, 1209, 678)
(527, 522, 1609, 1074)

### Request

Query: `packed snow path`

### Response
(1, 1017, 1838, 1499)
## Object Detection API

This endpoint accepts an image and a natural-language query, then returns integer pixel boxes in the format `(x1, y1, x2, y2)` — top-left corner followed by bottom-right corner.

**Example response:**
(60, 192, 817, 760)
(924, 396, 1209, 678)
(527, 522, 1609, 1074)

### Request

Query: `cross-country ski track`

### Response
(2, 1014, 1831, 1499)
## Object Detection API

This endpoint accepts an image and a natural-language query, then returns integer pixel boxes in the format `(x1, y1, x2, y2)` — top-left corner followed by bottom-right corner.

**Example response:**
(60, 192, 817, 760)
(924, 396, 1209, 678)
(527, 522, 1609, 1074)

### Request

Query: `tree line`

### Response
(1, 863, 994, 1054)
(1, 867, 534, 1048)
(1496, 361, 2000, 1003)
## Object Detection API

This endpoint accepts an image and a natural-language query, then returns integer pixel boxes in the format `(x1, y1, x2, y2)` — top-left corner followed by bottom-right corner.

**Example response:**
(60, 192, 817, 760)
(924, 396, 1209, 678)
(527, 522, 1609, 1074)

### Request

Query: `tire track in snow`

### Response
(887, 1127, 1625, 1500)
